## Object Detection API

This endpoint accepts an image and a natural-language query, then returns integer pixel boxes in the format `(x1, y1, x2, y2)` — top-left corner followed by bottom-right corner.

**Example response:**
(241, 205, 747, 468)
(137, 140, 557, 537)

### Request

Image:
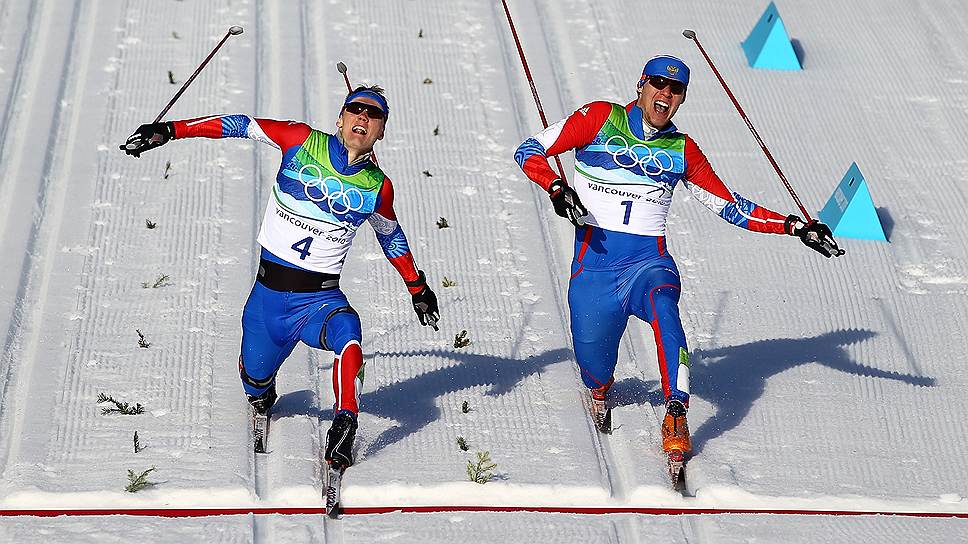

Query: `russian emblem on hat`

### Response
(640, 55, 691, 87)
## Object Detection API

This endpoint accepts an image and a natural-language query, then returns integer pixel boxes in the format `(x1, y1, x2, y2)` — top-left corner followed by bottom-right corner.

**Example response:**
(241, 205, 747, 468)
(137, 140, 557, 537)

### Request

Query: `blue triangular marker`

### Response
(818, 163, 887, 242)
(742, 2, 802, 70)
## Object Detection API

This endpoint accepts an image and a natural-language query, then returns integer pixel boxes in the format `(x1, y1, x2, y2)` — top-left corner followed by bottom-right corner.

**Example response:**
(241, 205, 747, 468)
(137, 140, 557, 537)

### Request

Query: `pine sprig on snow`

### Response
(97, 393, 145, 416)
(125, 467, 157, 493)
(466, 451, 497, 484)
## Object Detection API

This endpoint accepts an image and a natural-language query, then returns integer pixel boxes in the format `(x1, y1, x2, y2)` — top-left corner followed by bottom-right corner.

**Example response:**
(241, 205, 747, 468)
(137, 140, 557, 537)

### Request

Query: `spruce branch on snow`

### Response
(461, 400, 470, 413)
(436, 217, 449, 229)
(442, 276, 457, 288)
(142, 274, 172, 289)
(145, 218, 157, 229)
(168, 71, 177, 85)
(164, 160, 172, 179)
(136, 329, 151, 348)
(456, 436, 469, 451)
(466, 451, 497, 484)
(453, 330, 470, 349)
(125, 467, 157, 493)
(133, 431, 146, 453)
(97, 393, 145, 416)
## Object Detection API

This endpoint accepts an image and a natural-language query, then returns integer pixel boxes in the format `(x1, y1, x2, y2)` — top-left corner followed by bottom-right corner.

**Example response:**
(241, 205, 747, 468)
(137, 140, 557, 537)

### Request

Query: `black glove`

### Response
(407, 271, 439, 331)
(120, 122, 175, 157)
(785, 215, 845, 258)
(548, 179, 588, 228)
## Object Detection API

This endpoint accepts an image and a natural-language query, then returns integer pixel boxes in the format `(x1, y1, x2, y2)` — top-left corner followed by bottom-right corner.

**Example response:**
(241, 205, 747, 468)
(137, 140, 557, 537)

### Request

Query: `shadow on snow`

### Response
(270, 329, 933, 459)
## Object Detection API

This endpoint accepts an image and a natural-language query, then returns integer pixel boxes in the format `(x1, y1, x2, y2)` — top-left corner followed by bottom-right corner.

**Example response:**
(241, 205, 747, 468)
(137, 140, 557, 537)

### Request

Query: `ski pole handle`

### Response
(336, 62, 353, 93)
(152, 25, 244, 123)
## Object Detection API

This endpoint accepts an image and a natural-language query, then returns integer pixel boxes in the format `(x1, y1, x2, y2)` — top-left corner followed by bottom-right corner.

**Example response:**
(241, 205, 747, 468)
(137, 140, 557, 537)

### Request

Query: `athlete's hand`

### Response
(785, 215, 845, 258)
(548, 179, 587, 228)
(120, 122, 175, 158)
(408, 271, 439, 331)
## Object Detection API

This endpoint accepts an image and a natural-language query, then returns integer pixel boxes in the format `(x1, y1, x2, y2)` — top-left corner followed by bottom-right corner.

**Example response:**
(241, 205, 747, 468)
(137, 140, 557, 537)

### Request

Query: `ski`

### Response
(668, 450, 686, 491)
(586, 393, 612, 434)
(325, 464, 345, 518)
(253, 411, 269, 454)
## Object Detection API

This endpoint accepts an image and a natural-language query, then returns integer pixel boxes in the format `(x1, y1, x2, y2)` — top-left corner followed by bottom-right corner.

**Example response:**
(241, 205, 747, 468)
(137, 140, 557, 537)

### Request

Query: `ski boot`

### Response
(248, 384, 277, 454)
(589, 382, 612, 434)
(325, 410, 358, 472)
(661, 399, 690, 489)
(247, 383, 278, 415)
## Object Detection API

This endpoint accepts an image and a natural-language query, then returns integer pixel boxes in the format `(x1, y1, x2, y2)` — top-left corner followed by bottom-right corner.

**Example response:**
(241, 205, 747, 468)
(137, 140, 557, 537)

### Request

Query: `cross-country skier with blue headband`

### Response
(514, 55, 841, 485)
(122, 85, 440, 477)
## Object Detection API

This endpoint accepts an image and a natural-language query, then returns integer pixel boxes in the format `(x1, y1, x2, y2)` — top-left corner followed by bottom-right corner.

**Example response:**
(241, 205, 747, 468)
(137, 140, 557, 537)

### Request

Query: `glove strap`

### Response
(405, 270, 427, 289)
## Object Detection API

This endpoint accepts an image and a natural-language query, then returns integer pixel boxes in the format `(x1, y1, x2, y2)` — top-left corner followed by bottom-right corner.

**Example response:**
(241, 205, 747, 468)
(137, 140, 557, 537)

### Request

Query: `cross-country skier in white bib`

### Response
(122, 86, 440, 472)
(514, 56, 841, 462)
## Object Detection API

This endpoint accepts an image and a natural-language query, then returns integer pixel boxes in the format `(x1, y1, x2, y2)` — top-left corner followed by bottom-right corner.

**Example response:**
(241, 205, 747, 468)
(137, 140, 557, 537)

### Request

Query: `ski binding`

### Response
(668, 450, 686, 490)
(325, 464, 345, 519)
(253, 412, 269, 454)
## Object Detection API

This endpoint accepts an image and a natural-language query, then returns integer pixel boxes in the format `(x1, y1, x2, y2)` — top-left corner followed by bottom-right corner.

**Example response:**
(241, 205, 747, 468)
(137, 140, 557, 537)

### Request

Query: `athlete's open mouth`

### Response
(352, 125, 367, 135)
(654, 100, 670, 114)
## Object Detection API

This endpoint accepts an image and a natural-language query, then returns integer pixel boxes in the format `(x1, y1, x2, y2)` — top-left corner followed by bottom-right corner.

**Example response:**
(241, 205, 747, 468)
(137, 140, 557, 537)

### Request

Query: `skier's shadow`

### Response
(271, 389, 324, 420)
(687, 328, 934, 454)
(357, 347, 571, 457)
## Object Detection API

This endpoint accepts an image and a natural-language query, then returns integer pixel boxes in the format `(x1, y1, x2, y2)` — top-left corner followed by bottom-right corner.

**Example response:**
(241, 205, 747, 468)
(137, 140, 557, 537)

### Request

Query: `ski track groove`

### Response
(0, 0, 44, 470)
(0, 0, 87, 477)
(495, 0, 636, 507)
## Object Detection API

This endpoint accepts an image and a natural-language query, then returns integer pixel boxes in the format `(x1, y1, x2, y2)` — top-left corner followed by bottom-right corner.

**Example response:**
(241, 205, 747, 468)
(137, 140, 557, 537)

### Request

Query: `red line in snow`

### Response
(1, 506, 966, 518)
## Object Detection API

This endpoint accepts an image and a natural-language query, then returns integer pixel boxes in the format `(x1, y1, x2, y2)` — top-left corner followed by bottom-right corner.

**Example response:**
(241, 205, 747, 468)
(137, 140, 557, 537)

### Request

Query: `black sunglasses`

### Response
(647, 76, 686, 95)
(343, 101, 386, 119)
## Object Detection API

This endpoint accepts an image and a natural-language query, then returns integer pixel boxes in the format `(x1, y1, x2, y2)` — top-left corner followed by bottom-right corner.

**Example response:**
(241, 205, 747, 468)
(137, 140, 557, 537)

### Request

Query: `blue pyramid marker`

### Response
(818, 163, 887, 242)
(742, 2, 802, 70)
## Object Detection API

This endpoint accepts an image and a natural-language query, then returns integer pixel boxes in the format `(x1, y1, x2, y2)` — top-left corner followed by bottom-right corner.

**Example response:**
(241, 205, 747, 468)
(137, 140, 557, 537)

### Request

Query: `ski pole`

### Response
(335, 62, 379, 166)
(336, 62, 353, 93)
(152, 25, 244, 123)
(499, 0, 570, 187)
(682, 29, 812, 221)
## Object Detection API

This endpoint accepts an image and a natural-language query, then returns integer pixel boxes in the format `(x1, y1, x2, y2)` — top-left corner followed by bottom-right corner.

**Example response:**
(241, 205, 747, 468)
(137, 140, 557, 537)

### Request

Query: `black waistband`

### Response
(256, 258, 340, 292)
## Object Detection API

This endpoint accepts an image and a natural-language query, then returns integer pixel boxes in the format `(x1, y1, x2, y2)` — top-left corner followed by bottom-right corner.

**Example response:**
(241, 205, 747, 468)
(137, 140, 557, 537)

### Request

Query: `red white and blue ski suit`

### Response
(171, 115, 424, 414)
(515, 101, 788, 404)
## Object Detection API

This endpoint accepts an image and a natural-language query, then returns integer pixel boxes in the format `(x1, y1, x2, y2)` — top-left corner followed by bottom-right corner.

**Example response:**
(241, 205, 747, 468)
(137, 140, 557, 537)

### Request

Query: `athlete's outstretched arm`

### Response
(172, 116, 311, 151)
(682, 135, 788, 234)
(121, 115, 311, 157)
(368, 178, 439, 330)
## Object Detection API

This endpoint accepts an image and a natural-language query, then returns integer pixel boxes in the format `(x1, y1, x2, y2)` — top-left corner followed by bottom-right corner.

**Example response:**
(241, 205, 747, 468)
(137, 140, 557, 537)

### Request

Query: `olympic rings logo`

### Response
(298, 164, 365, 213)
(604, 135, 675, 176)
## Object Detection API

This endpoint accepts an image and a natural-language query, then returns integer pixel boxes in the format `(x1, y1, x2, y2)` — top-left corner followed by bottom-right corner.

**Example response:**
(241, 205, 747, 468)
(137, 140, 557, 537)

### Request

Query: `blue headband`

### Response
(343, 90, 389, 118)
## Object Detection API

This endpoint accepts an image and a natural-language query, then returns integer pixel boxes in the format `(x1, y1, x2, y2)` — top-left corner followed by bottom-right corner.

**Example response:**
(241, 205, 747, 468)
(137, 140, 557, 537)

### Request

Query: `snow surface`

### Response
(1, 0, 968, 542)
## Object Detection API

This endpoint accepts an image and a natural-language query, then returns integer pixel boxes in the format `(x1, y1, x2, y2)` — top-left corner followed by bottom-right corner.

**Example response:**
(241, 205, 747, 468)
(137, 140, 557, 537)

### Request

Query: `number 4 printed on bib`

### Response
(291, 236, 314, 260)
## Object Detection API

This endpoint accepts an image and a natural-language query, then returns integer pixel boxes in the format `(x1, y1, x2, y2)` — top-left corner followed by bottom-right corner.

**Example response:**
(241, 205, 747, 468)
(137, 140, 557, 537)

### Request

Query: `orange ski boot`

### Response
(661, 400, 691, 454)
